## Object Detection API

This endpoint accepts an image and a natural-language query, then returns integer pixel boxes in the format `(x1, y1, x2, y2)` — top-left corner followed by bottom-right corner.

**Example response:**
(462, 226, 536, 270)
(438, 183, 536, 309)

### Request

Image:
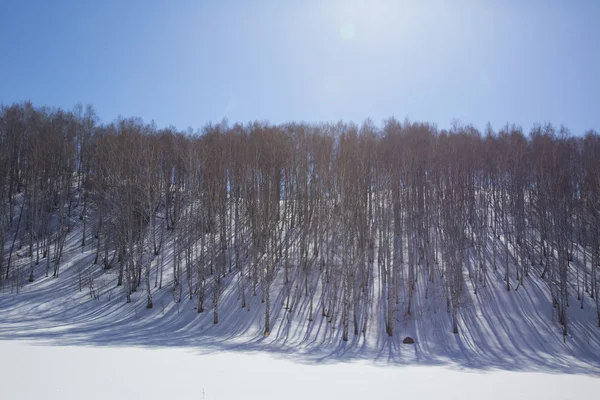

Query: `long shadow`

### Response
(1, 234, 600, 376)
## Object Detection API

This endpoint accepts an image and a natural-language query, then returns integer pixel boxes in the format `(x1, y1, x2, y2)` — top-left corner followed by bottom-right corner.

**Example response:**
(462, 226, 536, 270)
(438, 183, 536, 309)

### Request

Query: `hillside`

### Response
(1, 104, 600, 375)
(1, 211, 599, 373)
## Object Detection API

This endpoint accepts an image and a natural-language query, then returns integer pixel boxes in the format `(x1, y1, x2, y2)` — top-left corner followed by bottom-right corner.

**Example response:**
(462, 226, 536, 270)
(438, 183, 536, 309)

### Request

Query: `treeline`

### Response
(0, 101, 599, 340)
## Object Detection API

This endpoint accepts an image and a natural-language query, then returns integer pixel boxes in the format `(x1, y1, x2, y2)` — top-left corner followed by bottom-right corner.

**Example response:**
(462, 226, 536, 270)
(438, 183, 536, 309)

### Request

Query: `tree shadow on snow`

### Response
(1, 246, 600, 377)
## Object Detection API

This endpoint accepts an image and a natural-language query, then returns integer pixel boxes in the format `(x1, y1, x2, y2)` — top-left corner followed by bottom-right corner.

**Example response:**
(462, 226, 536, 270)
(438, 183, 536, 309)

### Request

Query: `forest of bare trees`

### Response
(1, 101, 599, 341)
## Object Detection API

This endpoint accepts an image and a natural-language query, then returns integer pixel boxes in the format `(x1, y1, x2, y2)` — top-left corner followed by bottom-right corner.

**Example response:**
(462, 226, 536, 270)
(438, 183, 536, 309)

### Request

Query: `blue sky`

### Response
(1, 0, 598, 134)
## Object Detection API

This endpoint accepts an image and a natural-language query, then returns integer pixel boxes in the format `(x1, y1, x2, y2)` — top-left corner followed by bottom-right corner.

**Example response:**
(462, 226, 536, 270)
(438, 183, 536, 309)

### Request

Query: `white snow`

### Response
(1, 207, 600, 399)
(0, 340, 598, 400)
(1, 232, 599, 373)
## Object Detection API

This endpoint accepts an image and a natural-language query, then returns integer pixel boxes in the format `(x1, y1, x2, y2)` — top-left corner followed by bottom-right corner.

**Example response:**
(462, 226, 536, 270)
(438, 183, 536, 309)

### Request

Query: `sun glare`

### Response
(339, 22, 356, 40)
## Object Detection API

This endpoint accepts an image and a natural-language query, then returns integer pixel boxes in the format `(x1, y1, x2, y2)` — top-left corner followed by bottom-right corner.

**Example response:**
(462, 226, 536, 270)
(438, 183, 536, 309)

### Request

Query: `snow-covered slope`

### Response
(1, 220, 599, 375)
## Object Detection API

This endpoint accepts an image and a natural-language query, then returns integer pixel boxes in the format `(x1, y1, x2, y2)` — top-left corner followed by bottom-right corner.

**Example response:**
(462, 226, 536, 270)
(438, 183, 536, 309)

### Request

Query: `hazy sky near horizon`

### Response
(1, 0, 598, 134)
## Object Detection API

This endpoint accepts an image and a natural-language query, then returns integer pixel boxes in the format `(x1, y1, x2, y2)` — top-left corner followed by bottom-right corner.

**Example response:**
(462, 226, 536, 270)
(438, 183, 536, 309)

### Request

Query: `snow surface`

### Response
(0, 340, 598, 400)
(1, 208, 600, 398)
(1, 231, 599, 373)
